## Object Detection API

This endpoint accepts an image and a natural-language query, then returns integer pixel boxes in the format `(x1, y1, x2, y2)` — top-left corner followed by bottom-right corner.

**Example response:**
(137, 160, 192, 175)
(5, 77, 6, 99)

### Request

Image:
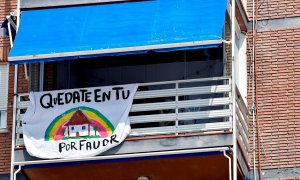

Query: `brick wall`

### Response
(225, 31, 232, 77)
(0, 37, 10, 62)
(247, 0, 300, 20)
(0, 0, 17, 22)
(0, 0, 18, 175)
(247, 28, 300, 169)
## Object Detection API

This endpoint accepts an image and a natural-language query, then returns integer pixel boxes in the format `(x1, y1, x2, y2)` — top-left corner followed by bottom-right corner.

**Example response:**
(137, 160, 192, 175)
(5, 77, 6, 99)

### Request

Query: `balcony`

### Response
(12, 76, 250, 178)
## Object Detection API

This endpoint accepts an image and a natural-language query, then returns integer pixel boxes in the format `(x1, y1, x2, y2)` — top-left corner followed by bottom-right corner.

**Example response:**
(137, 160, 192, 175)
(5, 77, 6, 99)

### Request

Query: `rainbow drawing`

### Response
(45, 106, 115, 141)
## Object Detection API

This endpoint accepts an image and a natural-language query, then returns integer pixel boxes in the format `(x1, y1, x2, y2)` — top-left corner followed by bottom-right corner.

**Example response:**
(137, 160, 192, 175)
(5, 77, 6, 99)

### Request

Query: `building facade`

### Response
(246, 0, 300, 178)
(0, 0, 300, 179)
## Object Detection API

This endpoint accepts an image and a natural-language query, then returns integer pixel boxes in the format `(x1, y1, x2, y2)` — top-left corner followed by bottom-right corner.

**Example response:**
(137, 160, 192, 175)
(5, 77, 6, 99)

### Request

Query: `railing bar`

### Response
(16, 139, 24, 146)
(177, 122, 232, 132)
(18, 93, 29, 96)
(17, 101, 30, 109)
(236, 125, 250, 152)
(177, 97, 231, 108)
(134, 89, 177, 99)
(236, 119, 249, 145)
(130, 101, 176, 112)
(130, 127, 176, 136)
(139, 76, 230, 86)
(236, 107, 249, 134)
(131, 97, 231, 112)
(17, 127, 22, 134)
(236, 111, 249, 137)
(177, 85, 231, 96)
(134, 85, 231, 99)
(237, 137, 249, 160)
(129, 114, 176, 124)
(236, 98, 248, 115)
(236, 99, 249, 119)
(235, 86, 248, 113)
(177, 109, 231, 120)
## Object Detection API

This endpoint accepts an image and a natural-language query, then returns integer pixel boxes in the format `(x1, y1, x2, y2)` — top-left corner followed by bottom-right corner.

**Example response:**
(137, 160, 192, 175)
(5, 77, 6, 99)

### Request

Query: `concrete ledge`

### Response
(15, 133, 232, 163)
(0, 128, 9, 134)
(247, 167, 300, 179)
(248, 17, 300, 32)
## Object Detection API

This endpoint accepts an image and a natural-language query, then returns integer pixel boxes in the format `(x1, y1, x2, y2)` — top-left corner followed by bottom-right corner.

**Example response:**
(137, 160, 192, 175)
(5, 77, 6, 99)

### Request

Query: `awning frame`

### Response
(8, 40, 222, 63)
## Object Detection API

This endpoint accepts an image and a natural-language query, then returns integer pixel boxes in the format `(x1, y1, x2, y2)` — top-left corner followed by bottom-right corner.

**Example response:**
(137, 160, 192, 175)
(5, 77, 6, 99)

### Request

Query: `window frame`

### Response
(0, 64, 9, 130)
(0, 110, 7, 130)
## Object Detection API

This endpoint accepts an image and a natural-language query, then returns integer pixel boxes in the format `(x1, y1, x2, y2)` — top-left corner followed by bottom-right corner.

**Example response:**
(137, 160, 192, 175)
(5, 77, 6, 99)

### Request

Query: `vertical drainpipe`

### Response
(254, 0, 262, 178)
(231, 0, 237, 180)
(224, 151, 232, 180)
(13, 165, 22, 180)
(252, 0, 257, 179)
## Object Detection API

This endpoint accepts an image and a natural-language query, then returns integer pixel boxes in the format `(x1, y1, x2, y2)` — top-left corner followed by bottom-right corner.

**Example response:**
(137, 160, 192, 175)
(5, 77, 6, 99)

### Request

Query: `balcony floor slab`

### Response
(14, 133, 232, 164)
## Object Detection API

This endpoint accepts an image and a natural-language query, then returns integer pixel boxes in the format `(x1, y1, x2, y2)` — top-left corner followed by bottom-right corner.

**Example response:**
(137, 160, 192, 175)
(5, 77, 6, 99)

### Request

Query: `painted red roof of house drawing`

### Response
(64, 109, 93, 126)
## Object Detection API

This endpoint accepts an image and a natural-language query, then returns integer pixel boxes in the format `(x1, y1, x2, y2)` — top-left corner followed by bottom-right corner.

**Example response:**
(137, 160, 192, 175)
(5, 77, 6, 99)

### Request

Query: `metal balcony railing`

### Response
(235, 87, 250, 162)
(15, 76, 234, 147)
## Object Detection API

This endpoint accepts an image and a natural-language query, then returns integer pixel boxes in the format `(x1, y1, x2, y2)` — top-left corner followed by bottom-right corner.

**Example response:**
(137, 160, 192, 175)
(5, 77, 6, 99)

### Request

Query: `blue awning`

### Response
(8, 0, 227, 64)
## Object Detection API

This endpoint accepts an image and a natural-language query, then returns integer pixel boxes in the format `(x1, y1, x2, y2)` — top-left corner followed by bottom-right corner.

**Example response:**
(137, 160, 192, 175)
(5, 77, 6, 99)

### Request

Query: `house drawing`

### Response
(63, 110, 94, 138)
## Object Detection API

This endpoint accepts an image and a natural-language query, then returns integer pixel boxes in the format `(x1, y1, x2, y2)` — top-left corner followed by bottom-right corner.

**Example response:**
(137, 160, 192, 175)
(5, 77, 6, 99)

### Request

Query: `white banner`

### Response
(23, 84, 138, 159)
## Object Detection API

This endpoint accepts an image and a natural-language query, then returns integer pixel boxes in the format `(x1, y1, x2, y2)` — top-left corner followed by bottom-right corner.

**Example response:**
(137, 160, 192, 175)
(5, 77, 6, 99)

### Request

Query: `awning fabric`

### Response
(8, 0, 227, 64)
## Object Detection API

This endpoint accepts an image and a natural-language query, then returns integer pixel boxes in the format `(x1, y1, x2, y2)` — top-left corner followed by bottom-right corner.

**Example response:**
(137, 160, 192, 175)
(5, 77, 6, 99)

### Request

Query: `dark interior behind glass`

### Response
(54, 47, 223, 90)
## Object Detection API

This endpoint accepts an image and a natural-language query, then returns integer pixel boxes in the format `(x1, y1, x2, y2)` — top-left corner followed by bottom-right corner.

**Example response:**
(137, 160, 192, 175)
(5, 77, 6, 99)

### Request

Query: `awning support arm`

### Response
(6, 16, 13, 48)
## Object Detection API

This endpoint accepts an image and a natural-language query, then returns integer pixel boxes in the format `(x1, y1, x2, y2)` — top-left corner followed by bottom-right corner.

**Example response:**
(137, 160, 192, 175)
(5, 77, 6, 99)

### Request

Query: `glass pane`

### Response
(53, 47, 223, 90)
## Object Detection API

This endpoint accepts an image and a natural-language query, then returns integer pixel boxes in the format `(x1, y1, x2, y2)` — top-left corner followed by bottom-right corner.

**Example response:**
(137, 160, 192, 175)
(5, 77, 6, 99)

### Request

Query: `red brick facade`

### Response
(0, 0, 17, 22)
(247, 28, 300, 169)
(247, 0, 300, 20)
(0, 37, 10, 62)
(245, 0, 300, 173)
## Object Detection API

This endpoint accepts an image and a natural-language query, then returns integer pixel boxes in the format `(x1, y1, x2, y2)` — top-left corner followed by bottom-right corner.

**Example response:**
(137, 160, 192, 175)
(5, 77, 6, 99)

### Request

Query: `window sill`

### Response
(0, 128, 9, 133)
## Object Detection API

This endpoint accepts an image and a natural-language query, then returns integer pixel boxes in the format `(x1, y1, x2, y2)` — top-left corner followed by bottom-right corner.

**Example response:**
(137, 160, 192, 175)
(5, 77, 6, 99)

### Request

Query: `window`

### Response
(82, 126, 86, 130)
(0, 64, 8, 129)
(71, 126, 74, 131)
(53, 48, 224, 90)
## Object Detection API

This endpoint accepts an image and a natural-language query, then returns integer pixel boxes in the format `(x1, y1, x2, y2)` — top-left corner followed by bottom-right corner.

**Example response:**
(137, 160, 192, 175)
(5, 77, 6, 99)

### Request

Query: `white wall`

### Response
(235, 33, 247, 104)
